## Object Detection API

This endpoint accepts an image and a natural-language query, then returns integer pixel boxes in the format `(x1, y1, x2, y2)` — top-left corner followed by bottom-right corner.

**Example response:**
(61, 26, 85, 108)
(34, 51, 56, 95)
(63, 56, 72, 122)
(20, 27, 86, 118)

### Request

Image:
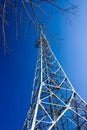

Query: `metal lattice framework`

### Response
(23, 29, 87, 130)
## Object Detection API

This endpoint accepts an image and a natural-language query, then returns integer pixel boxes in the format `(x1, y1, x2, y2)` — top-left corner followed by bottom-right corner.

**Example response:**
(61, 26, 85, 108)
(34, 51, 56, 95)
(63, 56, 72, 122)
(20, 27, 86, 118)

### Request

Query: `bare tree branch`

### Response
(21, 0, 36, 25)
(2, 0, 7, 54)
(13, 1, 18, 38)
(0, 0, 78, 53)
(25, 0, 51, 18)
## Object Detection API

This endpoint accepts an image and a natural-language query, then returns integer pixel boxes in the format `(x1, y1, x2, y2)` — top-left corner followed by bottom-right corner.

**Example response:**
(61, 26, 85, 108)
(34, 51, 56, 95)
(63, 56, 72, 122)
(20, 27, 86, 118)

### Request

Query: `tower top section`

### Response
(34, 27, 46, 48)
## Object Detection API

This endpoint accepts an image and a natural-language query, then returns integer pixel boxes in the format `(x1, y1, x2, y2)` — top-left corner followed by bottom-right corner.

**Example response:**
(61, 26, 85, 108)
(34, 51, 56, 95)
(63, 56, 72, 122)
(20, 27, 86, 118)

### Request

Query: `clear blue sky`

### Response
(0, 1, 87, 130)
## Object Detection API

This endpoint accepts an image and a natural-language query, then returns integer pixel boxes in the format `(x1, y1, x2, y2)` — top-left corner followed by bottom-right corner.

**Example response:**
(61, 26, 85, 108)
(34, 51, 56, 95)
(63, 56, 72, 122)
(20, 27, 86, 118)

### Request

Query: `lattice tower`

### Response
(23, 29, 87, 130)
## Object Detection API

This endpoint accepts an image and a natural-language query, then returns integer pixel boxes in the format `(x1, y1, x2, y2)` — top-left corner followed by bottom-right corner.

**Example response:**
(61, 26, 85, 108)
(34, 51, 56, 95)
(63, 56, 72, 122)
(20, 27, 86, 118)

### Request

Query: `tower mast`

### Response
(23, 28, 87, 130)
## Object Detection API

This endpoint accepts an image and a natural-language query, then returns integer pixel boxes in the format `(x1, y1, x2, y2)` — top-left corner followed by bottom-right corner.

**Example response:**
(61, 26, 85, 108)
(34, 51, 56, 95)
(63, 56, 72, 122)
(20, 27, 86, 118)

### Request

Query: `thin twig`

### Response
(46, 0, 77, 15)
(13, 1, 18, 38)
(2, 0, 7, 54)
(25, 0, 51, 18)
(21, 0, 36, 26)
